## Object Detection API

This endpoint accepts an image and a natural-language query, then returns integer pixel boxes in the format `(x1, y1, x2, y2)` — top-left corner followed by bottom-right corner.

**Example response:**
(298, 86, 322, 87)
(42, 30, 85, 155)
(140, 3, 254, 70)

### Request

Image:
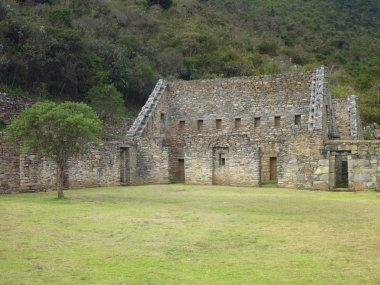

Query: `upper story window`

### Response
(160, 113, 166, 134)
(294, 115, 301, 126)
(254, 117, 261, 128)
(197, 120, 203, 131)
(179, 120, 185, 131)
(216, 119, 222, 130)
(274, 116, 281, 127)
(235, 118, 241, 129)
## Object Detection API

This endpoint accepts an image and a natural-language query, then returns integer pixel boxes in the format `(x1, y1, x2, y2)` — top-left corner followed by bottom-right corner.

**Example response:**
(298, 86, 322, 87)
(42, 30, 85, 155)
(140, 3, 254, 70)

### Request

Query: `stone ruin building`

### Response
(1, 66, 380, 193)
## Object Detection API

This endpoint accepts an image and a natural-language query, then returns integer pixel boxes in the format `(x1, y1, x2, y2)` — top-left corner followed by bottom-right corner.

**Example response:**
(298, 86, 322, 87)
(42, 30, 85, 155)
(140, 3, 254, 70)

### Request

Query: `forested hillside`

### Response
(0, 0, 379, 122)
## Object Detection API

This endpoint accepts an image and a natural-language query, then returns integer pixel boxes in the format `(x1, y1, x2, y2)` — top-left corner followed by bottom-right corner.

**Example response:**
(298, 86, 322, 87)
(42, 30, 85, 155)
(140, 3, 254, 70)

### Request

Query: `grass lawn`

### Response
(0, 185, 379, 285)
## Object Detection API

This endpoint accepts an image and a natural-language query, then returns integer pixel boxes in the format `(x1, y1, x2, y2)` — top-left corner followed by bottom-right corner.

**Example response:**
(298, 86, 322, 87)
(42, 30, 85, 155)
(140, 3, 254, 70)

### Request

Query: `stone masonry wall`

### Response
(0, 133, 19, 194)
(326, 140, 380, 190)
(0, 92, 35, 124)
(66, 142, 121, 189)
(332, 96, 363, 140)
(165, 71, 314, 138)
(0, 92, 125, 193)
(183, 134, 260, 186)
(332, 98, 350, 139)
(16, 142, 122, 192)
(127, 137, 170, 185)
(0, 93, 35, 193)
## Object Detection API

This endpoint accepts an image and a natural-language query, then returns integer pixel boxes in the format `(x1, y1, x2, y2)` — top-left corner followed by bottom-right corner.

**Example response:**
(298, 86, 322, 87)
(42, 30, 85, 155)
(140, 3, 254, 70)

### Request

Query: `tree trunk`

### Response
(56, 155, 66, 199)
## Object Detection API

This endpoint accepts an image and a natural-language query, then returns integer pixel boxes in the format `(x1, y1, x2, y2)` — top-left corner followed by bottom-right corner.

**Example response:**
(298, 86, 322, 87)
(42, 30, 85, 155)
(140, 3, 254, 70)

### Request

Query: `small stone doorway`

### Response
(335, 155, 348, 188)
(213, 147, 229, 185)
(177, 159, 185, 182)
(269, 157, 277, 181)
(120, 147, 130, 185)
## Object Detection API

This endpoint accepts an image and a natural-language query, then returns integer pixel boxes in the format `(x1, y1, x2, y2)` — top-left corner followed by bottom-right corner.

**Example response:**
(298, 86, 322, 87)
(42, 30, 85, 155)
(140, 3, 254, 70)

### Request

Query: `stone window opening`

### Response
(179, 120, 185, 131)
(274, 116, 281, 127)
(0, 120, 6, 131)
(216, 119, 222, 130)
(219, 153, 226, 166)
(197, 120, 203, 131)
(235, 118, 241, 129)
(254, 117, 261, 128)
(294, 115, 301, 126)
(160, 113, 166, 134)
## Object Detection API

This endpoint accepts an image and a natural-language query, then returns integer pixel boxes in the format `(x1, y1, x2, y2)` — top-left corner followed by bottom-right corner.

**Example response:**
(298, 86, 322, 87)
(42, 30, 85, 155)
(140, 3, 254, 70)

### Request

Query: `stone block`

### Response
(318, 159, 329, 166)
(315, 166, 329, 175)
(313, 181, 329, 190)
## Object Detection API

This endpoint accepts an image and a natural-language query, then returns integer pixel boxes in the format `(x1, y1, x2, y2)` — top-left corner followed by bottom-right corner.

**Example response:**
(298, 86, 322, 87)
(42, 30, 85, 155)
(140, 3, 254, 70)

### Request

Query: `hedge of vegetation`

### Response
(0, 0, 379, 122)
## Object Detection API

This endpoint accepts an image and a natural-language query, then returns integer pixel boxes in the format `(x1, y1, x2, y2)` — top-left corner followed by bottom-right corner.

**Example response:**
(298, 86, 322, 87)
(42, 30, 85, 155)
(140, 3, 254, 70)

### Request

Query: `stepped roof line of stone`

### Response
(126, 79, 167, 138)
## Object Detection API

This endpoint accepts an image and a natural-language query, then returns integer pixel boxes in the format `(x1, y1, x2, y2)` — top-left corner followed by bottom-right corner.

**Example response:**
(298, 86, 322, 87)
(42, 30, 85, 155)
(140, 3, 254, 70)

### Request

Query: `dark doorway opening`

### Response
(335, 155, 348, 188)
(177, 159, 185, 182)
(270, 157, 277, 181)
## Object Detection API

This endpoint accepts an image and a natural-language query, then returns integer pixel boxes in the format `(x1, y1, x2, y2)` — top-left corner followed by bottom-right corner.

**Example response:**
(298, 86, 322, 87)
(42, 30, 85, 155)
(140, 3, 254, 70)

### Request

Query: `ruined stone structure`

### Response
(0, 93, 123, 194)
(1, 66, 380, 193)
(123, 66, 379, 191)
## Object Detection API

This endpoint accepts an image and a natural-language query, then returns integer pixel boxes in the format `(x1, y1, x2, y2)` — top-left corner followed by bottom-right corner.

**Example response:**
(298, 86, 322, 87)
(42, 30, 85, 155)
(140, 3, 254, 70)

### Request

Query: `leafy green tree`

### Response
(85, 83, 127, 118)
(5, 102, 101, 198)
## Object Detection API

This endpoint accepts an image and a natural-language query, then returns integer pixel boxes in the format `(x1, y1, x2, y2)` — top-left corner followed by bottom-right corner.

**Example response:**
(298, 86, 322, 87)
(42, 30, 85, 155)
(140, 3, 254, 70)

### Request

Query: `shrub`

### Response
(257, 41, 278, 56)
(85, 84, 127, 118)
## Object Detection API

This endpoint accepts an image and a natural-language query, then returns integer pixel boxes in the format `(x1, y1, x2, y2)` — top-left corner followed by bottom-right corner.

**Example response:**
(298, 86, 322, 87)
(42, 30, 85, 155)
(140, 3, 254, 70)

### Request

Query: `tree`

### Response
(5, 102, 101, 198)
(85, 83, 127, 118)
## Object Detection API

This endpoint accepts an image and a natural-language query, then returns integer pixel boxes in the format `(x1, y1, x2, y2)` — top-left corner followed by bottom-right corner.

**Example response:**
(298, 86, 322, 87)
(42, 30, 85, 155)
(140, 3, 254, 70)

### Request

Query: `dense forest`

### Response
(0, 0, 379, 122)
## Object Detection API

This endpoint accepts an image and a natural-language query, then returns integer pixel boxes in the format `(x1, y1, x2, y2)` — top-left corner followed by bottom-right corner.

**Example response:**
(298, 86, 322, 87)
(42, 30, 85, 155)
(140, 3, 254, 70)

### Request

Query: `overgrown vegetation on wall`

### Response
(0, 0, 379, 122)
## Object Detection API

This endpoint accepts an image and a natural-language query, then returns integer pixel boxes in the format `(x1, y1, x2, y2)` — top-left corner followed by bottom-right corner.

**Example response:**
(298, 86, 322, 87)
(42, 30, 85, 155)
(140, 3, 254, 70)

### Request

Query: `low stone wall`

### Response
(0, 92, 129, 193)
(66, 142, 121, 189)
(1, 141, 122, 193)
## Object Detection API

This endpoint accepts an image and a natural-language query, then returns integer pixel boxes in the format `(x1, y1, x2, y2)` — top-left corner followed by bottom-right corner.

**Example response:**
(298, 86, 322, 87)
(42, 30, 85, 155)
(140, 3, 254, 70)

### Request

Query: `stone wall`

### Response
(124, 66, 371, 190)
(0, 133, 19, 194)
(0, 91, 126, 193)
(66, 142, 121, 188)
(326, 140, 380, 190)
(0, 92, 35, 124)
(165, 71, 315, 137)
(182, 134, 260, 186)
(14, 142, 122, 192)
(0, 93, 35, 193)
(126, 138, 170, 185)
(332, 96, 363, 140)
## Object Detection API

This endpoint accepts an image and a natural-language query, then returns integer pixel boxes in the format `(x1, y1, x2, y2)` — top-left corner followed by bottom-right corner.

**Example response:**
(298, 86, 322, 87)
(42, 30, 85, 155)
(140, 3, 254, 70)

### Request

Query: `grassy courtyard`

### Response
(0, 185, 379, 285)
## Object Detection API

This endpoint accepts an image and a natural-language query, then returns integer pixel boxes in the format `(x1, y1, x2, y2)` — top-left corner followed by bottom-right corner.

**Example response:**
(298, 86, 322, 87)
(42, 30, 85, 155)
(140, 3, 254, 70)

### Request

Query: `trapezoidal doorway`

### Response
(335, 154, 348, 188)
(176, 159, 185, 183)
(213, 147, 229, 185)
(270, 157, 277, 181)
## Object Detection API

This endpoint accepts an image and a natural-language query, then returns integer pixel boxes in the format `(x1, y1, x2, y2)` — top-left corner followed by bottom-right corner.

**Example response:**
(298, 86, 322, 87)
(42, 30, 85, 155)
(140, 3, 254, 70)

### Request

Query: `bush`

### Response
(85, 84, 127, 118)
(147, 0, 173, 10)
(257, 41, 278, 56)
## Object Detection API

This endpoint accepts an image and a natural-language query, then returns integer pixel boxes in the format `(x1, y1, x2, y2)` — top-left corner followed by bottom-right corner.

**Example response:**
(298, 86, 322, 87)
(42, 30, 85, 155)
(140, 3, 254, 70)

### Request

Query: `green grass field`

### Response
(0, 185, 379, 285)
